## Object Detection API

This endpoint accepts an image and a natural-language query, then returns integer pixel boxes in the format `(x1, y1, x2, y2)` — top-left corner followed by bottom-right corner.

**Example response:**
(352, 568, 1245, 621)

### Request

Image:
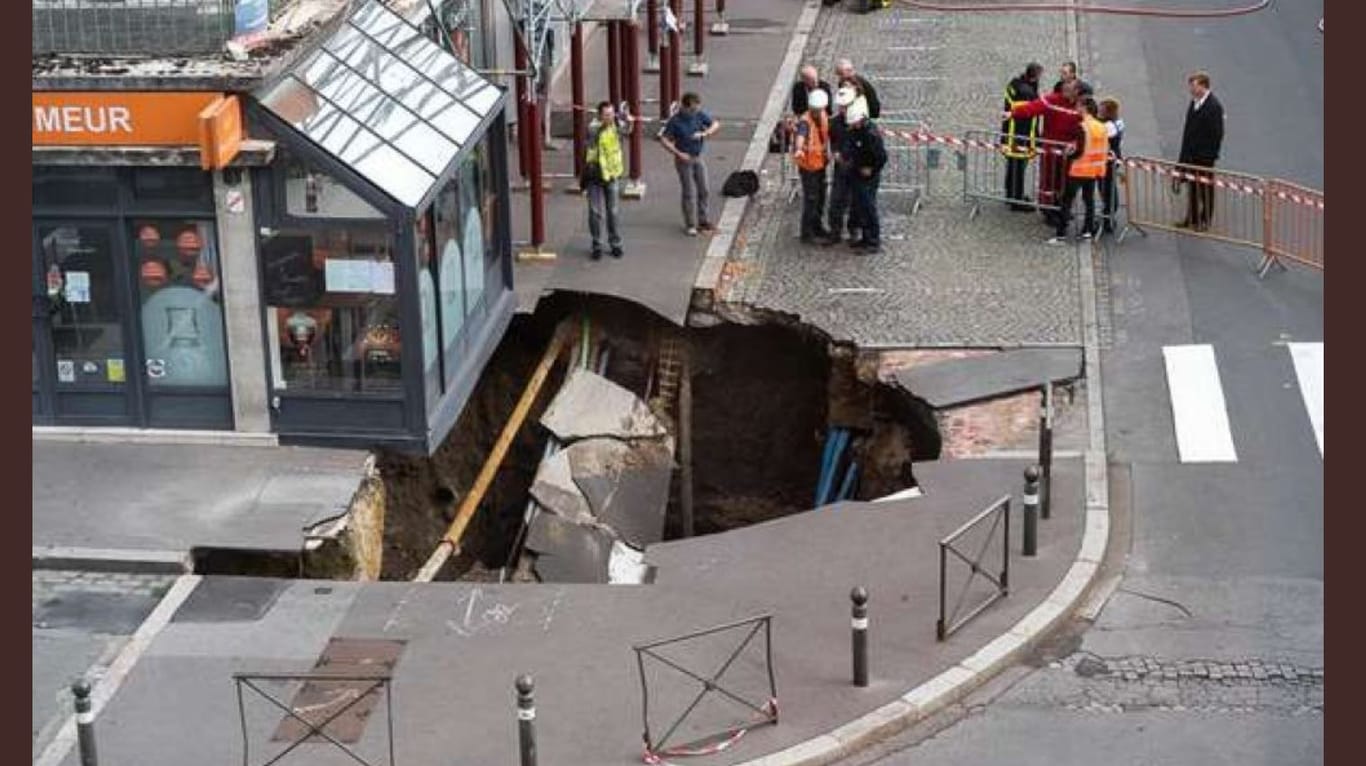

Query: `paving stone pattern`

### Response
(32, 569, 176, 621)
(722, 5, 1083, 348)
(1007, 652, 1325, 717)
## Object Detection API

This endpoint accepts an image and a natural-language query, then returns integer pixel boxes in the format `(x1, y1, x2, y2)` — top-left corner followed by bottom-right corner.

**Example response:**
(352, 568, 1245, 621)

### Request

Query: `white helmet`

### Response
(808, 88, 829, 111)
(835, 86, 858, 108)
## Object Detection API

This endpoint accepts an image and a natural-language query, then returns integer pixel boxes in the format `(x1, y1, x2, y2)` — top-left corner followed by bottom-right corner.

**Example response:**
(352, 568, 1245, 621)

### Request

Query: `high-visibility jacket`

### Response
(794, 111, 829, 172)
(1001, 77, 1039, 159)
(1069, 116, 1109, 179)
(586, 120, 625, 182)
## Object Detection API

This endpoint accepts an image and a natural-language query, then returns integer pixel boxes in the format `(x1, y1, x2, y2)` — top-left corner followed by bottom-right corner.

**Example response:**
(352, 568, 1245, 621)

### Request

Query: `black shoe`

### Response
(1010, 205, 1034, 213)
(818, 235, 842, 247)
(590, 249, 603, 261)
(800, 235, 817, 245)
(610, 247, 624, 259)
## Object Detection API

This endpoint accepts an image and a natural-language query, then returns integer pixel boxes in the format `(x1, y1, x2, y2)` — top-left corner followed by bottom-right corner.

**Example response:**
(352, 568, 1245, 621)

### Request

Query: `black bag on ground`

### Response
(722, 170, 760, 198)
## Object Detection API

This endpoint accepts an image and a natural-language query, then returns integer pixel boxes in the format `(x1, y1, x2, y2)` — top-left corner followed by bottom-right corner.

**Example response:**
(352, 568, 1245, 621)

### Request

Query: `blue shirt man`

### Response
(660, 92, 722, 235)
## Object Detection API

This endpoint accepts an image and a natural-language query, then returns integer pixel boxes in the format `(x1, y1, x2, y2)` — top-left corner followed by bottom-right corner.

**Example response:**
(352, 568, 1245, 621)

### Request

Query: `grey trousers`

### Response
(674, 155, 711, 228)
(587, 179, 621, 252)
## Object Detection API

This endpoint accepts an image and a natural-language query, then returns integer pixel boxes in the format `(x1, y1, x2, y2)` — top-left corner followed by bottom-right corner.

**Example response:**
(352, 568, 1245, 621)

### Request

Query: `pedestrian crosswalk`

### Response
(1162, 342, 1323, 463)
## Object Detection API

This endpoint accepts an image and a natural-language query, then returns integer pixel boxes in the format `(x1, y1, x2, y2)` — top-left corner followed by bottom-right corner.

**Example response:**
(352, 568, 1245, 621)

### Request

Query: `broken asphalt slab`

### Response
(892, 348, 1084, 409)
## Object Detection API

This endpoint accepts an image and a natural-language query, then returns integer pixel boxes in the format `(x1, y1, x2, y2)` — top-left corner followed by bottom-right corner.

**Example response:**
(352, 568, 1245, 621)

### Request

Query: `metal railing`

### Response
(233, 670, 395, 766)
(633, 614, 778, 760)
(1116, 156, 1323, 277)
(937, 495, 1011, 641)
(32, 1, 246, 56)
(879, 119, 931, 215)
(959, 129, 1072, 218)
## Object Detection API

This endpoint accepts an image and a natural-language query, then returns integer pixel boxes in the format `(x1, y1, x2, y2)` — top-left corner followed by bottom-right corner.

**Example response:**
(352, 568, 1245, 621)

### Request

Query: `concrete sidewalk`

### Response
(511, 0, 808, 324)
(61, 457, 1085, 766)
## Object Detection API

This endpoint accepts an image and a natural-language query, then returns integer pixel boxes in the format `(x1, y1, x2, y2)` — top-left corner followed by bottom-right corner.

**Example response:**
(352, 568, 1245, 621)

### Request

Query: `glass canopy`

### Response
(259, 0, 502, 209)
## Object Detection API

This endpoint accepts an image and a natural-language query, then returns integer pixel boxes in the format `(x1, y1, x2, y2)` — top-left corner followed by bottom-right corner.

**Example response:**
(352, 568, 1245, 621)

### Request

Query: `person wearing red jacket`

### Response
(1009, 81, 1082, 226)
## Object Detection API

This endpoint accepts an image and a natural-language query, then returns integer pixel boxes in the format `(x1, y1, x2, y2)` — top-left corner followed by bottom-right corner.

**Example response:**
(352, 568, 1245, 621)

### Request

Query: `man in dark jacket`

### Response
(1176, 70, 1224, 230)
(1002, 62, 1043, 211)
(823, 86, 860, 246)
(790, 64, 835, 117)
(835, 58, 881, 120)
(844, 99, 888, 253)
(1010, 80, 1082, 226)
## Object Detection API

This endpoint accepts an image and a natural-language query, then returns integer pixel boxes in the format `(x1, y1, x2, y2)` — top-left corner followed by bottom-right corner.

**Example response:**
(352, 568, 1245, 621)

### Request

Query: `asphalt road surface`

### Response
(851, 2, 1324, 763)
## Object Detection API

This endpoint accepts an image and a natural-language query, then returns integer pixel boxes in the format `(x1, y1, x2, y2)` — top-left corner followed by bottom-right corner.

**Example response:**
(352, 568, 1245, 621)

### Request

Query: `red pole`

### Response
(659, 25, 672, 119)
(627, 21, 642, 182)
(717, 0, 726, 16)
(608, 21, 622, 107)
(648, 0, 659, 58)
(571, 21, 586, 180)
(515, 29, 529, 179)
(694, 0, 704, 57)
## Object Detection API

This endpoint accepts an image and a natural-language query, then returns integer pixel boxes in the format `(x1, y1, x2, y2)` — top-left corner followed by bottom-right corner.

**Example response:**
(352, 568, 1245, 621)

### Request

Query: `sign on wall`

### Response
(33, 92, 223, 147)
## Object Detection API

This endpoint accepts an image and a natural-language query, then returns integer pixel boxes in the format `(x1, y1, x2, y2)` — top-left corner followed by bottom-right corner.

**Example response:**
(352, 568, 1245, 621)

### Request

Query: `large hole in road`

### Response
(374, 293, 941, 582)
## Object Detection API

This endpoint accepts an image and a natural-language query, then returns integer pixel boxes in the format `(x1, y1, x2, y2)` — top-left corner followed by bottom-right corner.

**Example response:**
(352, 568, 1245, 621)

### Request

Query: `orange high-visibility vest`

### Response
(1069, 116, 1109, 179)
(794, 112, 828, 172)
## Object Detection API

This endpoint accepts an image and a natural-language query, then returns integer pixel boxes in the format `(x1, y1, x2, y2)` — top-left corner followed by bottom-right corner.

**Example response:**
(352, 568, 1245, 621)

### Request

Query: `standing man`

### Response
(1052, 61, 1094, 98)
(835, 58, 881, 120)
(1010, 80, 1083, 226)
(1002, 62, 1043, 211)
(1048, 97, 1109, 245)
(794, 88, 832, 244)
(660, 92, 722, 236)
(824, 86, 861, 246)
(790, 64, 835, 117)
(584, 101, 632, 260)
(844, 99, 887, 253)
(1176, 71, 1224, 231)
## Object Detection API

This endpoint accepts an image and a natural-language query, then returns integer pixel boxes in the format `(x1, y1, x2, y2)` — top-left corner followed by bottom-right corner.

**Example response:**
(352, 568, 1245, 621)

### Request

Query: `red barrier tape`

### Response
(894, 0, 1272, 19)
(642, 699, 779, 765)
(880, 128, 1324, 210)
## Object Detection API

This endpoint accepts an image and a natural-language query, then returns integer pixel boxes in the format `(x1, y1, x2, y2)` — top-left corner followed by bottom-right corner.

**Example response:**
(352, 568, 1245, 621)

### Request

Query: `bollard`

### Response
(516, 675, 537, 766)
(73, 679, 98, 766)
(1038, 383, 1054, 520)
(1023, 466, 1040, 557)
(851, 587, 869, 687)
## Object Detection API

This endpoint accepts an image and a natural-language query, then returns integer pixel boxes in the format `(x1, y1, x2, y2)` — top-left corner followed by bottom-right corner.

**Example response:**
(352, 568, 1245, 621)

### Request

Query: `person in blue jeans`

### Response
(843, 99, 887, 253)
(659, 92, 722, 236)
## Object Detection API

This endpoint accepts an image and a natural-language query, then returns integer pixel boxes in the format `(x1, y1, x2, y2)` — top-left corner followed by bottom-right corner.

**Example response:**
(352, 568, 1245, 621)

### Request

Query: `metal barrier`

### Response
(234, 671, 395, 766)
(879, 120, 932, 215)
(1263, 178, 1324, 274)
(634, 614, 778, 761)
(937, 495, 1011, 641)
(1116, 156, 1323, 277)
(959, 129, 1072, 218)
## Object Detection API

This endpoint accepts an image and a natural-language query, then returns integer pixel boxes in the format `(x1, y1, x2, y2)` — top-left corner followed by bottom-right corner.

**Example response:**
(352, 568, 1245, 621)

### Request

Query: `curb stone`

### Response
(32, 546, 193, 575)
(732, 3, 1114, 763)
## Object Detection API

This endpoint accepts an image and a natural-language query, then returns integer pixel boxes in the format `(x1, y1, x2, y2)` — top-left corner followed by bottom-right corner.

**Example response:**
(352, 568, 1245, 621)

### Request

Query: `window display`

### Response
(37, 224, 125, 386)
(261, 226, 402, 393)
(417, 211, 442, 407)
(134, 220, 228, 388)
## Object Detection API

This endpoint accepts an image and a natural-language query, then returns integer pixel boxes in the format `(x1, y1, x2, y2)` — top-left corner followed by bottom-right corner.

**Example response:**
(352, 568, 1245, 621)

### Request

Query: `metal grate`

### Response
(32, 0, 245, 56)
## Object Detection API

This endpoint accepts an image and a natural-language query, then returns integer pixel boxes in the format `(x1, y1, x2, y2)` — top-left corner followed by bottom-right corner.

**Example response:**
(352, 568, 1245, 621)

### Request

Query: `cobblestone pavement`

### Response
(1016, 652, 1325, 717)
(720, 4, 1083, 348)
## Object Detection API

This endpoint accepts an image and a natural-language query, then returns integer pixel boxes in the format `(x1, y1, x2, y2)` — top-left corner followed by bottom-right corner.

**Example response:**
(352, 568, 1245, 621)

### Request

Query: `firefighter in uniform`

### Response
(1002, 63, 1043, 211)
(1049, 97, 1109, 244)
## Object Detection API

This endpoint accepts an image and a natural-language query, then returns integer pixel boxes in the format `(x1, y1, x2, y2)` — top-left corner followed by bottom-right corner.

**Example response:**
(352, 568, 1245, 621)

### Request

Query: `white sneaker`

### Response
(685, 227, 699, 236)
(1080, 230, 1094, 240)
(1046, 236, 1069, 246)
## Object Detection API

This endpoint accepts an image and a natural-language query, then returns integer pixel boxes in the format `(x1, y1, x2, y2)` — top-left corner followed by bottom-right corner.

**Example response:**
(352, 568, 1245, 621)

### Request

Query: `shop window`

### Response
(260, 226, 401, 393)
(37, 224, 124, 387)
(130, 168, 214, 209)
(435, 177, 466, 386)
(417, 211, 442, 408)
(458, 153, 486, 316)
(132, 220, 228, 388)
(33, 167, 119, 209)
(281, 156, 385, 220)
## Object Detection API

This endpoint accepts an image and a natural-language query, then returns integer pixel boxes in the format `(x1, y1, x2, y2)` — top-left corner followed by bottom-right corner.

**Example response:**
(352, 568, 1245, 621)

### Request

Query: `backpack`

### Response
(721, 170, 760, 198)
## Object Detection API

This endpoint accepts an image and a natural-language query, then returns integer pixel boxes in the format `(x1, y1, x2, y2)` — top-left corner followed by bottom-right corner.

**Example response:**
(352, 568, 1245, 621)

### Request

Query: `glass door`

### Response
(33, 221, 138, 425)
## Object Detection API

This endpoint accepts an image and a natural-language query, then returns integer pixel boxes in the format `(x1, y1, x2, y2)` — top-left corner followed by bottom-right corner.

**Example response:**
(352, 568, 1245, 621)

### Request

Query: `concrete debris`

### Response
(570, 438, 674, 549)
(608, 541, 652, 585)
(540, 369, 669, 442)
(525, 512, 613, 584)
(529, 450, 596, 526)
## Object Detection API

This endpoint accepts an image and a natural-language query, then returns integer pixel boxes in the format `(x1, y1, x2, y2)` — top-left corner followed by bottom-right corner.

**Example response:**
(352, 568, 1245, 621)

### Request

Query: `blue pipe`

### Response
(818, 428, 850, 506)
(816, 429, 837, 506)
(836, 462, 859, 503)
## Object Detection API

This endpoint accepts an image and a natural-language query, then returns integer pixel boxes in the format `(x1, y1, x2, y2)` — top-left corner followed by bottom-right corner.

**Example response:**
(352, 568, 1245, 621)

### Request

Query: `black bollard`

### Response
(1038, 383, 1054, 520)
(516, 675, 537, 766)
(851, 587, 869, 687)
(73, 679, 98, 766)
(1023, 466, 1040, 557)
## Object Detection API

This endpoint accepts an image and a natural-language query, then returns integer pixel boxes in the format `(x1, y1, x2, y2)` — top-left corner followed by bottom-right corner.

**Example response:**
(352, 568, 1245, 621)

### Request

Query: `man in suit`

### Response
(790, 64, 835, 117)
(1177, 70, 1224, 231)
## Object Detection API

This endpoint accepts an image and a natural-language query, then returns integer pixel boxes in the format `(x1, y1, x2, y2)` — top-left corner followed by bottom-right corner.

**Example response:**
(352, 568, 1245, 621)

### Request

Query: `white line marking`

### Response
(1162, 345, 1238, 463)
(1287, 342, 1323, 456)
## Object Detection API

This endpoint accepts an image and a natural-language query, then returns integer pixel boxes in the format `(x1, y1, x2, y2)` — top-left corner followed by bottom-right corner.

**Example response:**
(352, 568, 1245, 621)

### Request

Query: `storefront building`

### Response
(33, 0, 513, 454)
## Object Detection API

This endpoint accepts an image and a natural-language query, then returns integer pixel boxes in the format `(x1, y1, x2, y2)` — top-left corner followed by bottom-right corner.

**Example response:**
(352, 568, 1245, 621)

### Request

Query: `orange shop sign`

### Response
(33, 92, 224, 146)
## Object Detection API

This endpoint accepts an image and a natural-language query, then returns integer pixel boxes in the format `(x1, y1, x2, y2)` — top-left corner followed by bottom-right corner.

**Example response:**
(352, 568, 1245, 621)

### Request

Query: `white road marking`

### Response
(1163, 345, 1238, 463)
(1287, 342, 1324, 456)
